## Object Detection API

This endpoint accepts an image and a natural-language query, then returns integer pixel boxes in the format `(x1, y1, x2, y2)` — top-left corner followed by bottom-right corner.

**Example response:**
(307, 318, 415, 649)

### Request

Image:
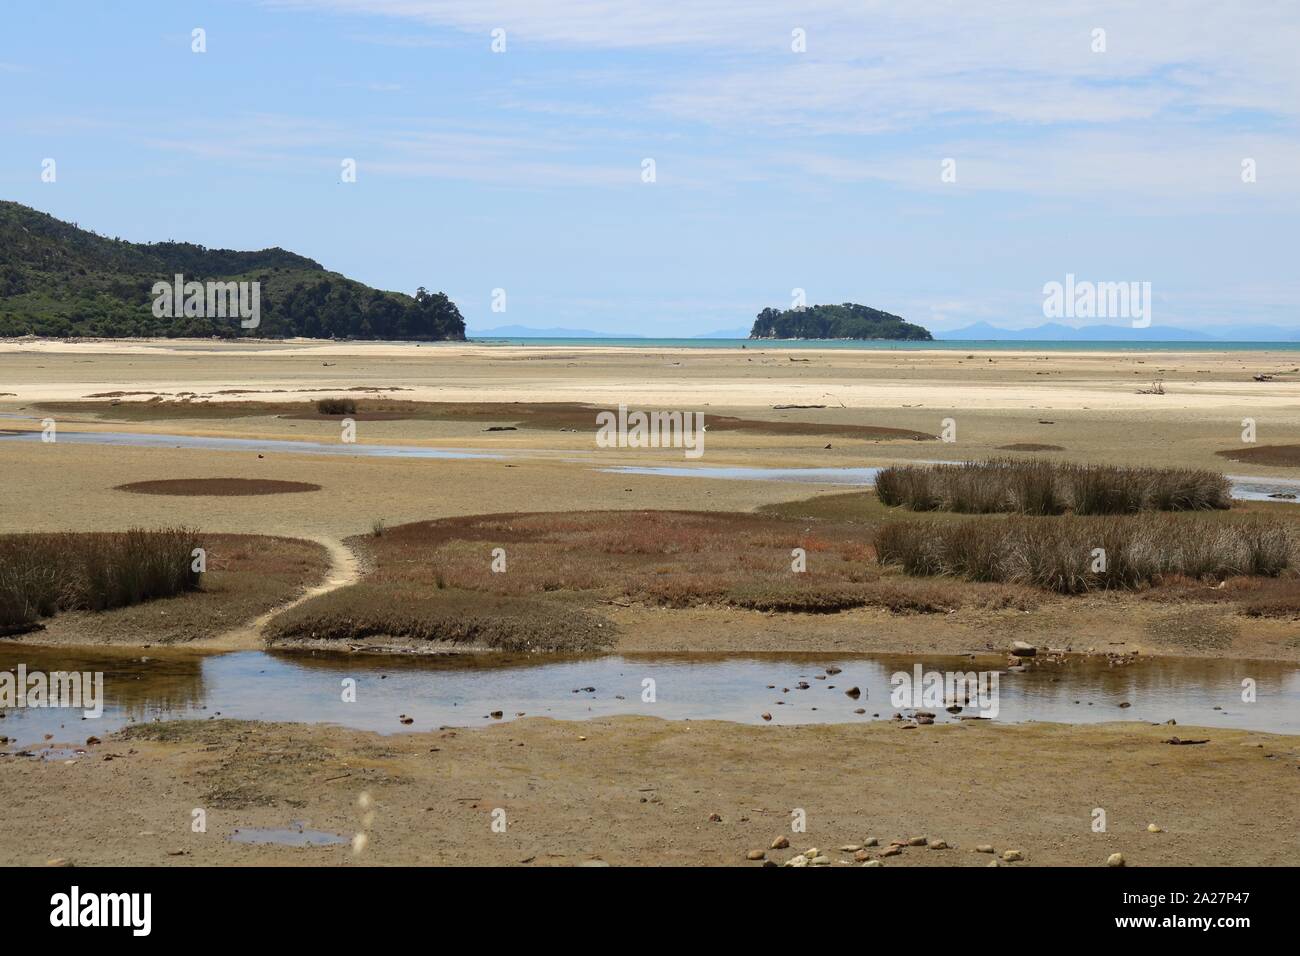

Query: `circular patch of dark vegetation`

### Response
(115, 478, 322, 496)
(1215, 444, 1300, 467)
(997, 443, 1065, 452)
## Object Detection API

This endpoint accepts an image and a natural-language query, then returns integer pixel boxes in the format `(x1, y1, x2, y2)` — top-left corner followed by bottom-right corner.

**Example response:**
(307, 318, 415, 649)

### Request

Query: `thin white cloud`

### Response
(267, 0, 1300, 122)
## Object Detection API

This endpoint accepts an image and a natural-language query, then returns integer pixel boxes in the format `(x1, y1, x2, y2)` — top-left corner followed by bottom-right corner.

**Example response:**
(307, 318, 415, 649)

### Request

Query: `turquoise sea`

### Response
(469, 337, 1300, 352)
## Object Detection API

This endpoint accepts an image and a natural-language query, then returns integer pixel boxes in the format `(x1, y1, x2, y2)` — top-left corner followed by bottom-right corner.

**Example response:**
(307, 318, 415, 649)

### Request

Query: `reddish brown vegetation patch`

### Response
(38, 398, 934, 440)
(268, 510, 1040, 652)
(115, 478, 322, 496)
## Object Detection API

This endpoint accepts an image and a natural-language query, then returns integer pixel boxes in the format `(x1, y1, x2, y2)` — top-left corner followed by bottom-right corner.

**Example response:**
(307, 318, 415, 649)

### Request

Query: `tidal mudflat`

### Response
(1, 340, 1298, 867)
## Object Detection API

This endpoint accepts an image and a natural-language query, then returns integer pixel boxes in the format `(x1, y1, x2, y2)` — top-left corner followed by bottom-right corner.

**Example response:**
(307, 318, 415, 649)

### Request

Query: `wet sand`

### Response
(3, 339, 1298, 475)
(1, 717, 1295, 866)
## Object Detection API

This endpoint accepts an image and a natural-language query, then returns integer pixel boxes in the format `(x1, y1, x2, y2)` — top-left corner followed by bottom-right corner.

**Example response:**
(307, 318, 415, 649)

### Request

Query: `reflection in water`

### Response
(229, 824, 348, 847)
(1, 645, 1296, 749)
(0, 647, 207, 750)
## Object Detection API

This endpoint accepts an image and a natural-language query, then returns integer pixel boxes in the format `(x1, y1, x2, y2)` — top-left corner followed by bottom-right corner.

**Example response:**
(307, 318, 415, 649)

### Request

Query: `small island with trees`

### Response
(749, 302, 932, 341)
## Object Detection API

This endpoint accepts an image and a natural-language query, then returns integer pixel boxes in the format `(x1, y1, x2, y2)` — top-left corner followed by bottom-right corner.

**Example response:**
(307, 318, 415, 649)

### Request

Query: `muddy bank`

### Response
(0, 717, 1294, 866)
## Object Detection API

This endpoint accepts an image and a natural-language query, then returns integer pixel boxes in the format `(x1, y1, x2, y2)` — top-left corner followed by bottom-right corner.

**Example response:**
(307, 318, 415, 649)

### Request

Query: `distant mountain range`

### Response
(936, 321, 1300, 342)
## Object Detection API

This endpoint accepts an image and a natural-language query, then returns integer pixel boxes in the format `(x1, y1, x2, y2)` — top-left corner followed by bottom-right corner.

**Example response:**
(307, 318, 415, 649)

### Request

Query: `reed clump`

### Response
(874, 459, 1230, 515)
(315, 397, 357, 415)
(874, 514, 1291, 594)
(0, 528, 202, 629)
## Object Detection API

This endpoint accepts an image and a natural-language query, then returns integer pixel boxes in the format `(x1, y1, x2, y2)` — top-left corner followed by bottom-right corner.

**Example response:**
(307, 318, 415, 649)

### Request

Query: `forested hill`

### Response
(750, 303, 932, 340)
(0, 201, 464, 340)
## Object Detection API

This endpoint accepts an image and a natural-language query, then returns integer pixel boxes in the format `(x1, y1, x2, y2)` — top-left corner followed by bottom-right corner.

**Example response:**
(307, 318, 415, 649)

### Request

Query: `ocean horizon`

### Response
(469, 336, 1300, 352)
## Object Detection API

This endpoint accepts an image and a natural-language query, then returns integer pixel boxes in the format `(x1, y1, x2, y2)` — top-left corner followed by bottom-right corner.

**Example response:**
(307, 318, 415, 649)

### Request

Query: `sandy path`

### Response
(191, 536, 360, 651)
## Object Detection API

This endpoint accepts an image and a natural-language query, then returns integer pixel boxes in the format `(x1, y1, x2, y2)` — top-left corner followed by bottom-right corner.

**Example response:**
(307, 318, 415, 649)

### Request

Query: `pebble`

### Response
(785, 854, 808, 867)
(907, 837, 927, 846)
(927, 839, 948, 850)
(863, 837, 879, 846)
(975, 844, 994, 853)
(745, 849, 766, 861)
(771, 835, 790, 849)
(1010, 641, 1037, 657)
(1001, 850, 1024, 862)
(862, 860, 882, 867)
(1107, 852, 1126, 867)
(803, 848, 820, 859)
(761, 712, 772, 721)
(809, 855, 830, 866)
(708, 813, 722, 823)
(1147, 823, 1162, 833)
(853, 849, 871, 862)
(845, 687, 861, 699)
(839, 844, 861, 852)
(881, 846, 902, 857)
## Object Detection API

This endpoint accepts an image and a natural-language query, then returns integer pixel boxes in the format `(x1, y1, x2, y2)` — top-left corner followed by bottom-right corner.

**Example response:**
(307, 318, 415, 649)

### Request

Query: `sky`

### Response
(2, 0, 1298, 336)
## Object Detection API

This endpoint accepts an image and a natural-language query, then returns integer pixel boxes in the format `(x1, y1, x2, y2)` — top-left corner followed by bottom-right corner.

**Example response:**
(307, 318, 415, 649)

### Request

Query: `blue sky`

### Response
(3, 0, 1298, 335)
